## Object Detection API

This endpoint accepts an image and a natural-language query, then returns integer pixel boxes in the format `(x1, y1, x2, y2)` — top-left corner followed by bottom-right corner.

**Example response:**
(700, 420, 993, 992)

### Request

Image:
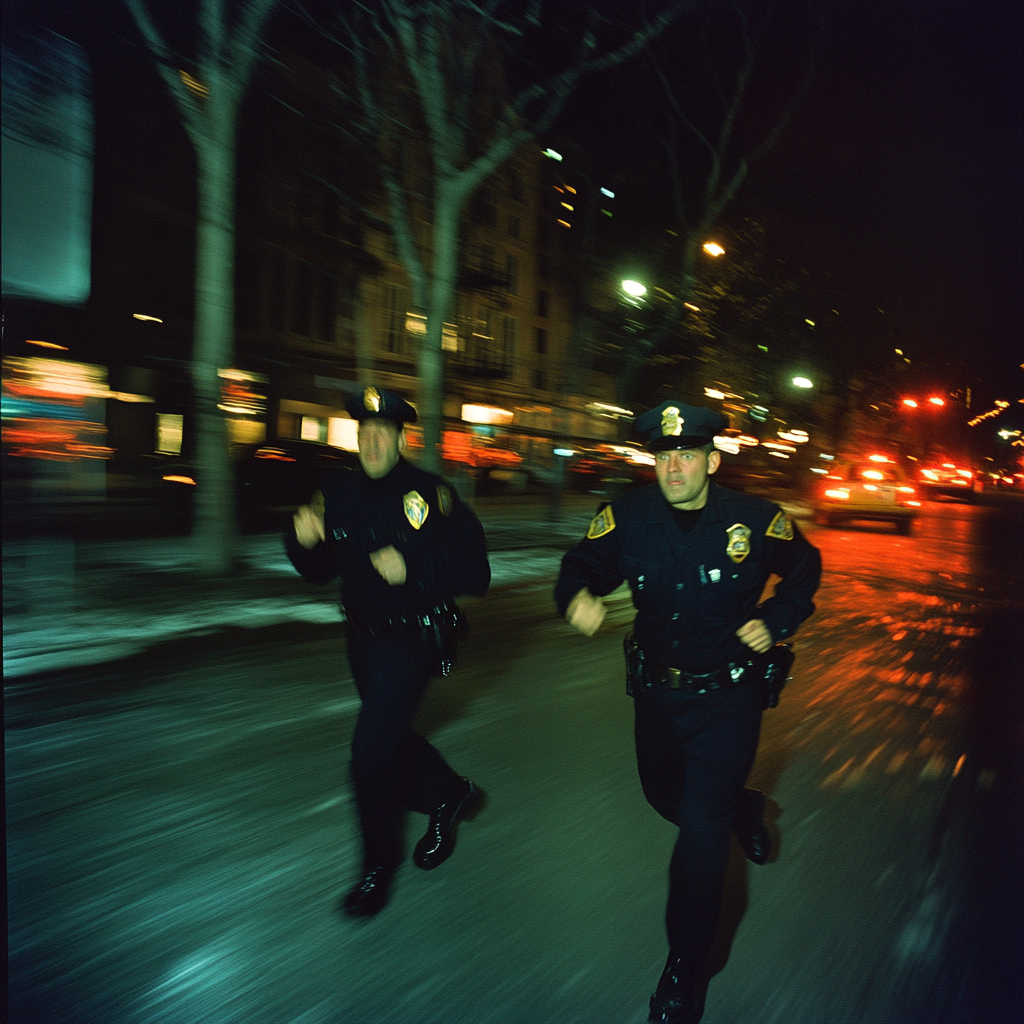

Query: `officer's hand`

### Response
(370, 545, 407, 586)
(737, 618, 773, 654)
(293, 503, 325, 549)
(566, 588, 606, 637)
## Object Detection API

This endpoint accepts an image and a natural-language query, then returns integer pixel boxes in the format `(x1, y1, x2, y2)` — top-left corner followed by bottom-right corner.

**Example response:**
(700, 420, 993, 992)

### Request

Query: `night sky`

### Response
(760, 0, 1023, 404)
(5, 0, 1023, 425)
(559, 0, 1023, 417)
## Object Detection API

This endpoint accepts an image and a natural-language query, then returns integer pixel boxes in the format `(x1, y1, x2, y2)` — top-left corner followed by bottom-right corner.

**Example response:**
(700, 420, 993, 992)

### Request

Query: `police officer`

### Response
(554, 401, 821, 1024)
(286, 387, 491, 917)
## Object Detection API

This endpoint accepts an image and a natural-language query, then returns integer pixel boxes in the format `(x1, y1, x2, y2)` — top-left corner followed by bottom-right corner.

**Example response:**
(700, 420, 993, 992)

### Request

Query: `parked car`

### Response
(813, 459, 921, 533)
(155, 440, 360, 527)
(235, 440, 360, 518)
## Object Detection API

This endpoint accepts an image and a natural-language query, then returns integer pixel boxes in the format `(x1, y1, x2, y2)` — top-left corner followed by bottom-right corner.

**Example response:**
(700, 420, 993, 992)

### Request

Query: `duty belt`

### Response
(648, 659, 754, 694)
(624, 629, 791, 697)
(345, 601, 459, 635)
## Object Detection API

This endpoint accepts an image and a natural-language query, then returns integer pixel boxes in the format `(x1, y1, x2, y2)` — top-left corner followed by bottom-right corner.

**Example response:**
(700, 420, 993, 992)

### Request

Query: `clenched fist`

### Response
(566, 587, 606, 637)
(370, 545, 407, 586)
(293, 502, 325, 549)
(736, 618, 773, 654)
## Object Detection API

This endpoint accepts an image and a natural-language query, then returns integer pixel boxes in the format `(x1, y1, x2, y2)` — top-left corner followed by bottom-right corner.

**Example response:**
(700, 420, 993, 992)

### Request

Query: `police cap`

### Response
(634, 400, 728, 452)
(344, 386, 417, 425)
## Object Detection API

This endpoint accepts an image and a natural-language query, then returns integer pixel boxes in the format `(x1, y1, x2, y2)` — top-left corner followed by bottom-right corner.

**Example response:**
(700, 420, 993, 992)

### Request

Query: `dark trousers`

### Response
(633, 683, 763, 969)
(345, 625, 462, 871)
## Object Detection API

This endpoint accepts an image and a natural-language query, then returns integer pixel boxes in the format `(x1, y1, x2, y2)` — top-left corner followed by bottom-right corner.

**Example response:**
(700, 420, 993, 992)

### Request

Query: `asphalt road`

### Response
(6, 498, 1023, 1024)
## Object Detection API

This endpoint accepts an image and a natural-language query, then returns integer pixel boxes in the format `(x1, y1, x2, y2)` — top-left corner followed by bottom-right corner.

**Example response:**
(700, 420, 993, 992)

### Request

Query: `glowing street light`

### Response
(792, 376, 813, 389)
(928, 396, 945, 406)
(902, 398, 918, 408)
(621, 279, 647, 298)
(702, 242, 725, 257)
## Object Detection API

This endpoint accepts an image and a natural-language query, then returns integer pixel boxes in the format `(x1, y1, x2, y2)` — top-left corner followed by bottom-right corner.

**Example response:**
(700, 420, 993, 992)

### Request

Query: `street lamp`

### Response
(621, 279, 647, 298)
(792, 376, 813, 389)
(703, 242, 725, 257)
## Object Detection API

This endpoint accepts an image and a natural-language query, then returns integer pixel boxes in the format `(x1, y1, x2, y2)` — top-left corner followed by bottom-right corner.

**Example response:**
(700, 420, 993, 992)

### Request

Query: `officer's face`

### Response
(358, 420, 403, 479)
(655, 446, 720, 509)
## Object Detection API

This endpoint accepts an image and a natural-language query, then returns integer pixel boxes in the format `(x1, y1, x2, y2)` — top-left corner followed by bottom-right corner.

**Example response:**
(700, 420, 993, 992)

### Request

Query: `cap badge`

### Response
(725, 523, 752, 564)
(363, 386, 381, 412)
(403, 490, 429, 530)
(661, 406, 684, 437)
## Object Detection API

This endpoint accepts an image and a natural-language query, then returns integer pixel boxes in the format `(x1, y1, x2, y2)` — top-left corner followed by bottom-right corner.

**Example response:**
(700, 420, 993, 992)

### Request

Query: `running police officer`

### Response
(286, 387, 490, 917)
(554, 400, 821, 1024)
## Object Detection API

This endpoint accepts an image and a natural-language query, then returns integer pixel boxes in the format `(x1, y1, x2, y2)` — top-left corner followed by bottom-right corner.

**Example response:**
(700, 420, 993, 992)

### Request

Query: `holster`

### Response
(624, 629, 646, 696)
(751, 643, 795, 708)
(425, 602, 469, 677)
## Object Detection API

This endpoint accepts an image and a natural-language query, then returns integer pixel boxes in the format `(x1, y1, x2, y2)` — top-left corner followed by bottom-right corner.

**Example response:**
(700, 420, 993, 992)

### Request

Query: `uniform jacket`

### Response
(285, 457, 490, 622)
(555, 481, 821, 672)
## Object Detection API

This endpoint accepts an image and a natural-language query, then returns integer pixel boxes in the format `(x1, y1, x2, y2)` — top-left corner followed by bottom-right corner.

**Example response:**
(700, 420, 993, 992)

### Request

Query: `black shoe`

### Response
(649, 955, 708, 1024)
(413, 777, 483, 870)
(341, 866, 394, 918)
(734, 787, 770, 865)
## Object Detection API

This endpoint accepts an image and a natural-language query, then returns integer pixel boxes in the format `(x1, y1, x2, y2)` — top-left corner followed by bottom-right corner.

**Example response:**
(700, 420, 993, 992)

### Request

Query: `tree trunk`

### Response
(418, 186, 460, 474)
(191, 116, 238, 572)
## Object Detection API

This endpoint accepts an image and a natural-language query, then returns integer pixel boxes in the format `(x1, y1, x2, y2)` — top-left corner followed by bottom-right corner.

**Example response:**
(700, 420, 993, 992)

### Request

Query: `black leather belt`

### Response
(625, 630, 794, 704)
(345, 601, 459, 635)
(647, 659, 754, 694)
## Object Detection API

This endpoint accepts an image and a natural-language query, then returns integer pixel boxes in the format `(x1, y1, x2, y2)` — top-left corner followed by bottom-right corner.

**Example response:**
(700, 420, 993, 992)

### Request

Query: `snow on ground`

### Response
(2, 548, 565, 679)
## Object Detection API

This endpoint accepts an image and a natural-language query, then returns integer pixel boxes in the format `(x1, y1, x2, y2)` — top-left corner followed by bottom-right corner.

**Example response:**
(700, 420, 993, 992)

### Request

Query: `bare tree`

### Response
(124, 0, 279, 571)
(309, 0, 688, 471)
(616, 0, 820, 403)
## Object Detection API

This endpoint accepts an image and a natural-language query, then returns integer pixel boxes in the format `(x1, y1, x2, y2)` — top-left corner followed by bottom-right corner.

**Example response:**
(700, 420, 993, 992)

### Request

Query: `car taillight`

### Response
(897, 486, 915, 494)
(824, 488, 850, 500)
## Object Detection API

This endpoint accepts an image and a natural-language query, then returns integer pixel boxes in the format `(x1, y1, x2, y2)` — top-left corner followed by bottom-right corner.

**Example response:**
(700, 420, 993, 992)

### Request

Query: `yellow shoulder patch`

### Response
(586, 506, 616, 540)
(766, 510, 794, 540)
(437, 484, 453, 516)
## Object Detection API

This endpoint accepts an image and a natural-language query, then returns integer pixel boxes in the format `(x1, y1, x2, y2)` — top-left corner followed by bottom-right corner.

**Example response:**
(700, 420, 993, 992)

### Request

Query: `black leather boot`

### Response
(649, 954, 708, 1024)
(341, 866, 394, 917)
(413, 777, 483, 870)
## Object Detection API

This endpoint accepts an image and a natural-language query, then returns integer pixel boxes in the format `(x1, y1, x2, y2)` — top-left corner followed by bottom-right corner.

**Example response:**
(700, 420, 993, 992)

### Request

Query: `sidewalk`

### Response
(1, 494, 598, 679)
(2, 491, 811, 679)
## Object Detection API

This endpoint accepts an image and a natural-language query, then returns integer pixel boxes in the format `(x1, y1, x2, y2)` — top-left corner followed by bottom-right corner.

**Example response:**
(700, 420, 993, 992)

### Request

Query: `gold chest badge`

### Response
(586, 506, 616, 539)
(725, 523, 752, 563)
(403, 490, 429, 530)
(363, 386, 381, 411)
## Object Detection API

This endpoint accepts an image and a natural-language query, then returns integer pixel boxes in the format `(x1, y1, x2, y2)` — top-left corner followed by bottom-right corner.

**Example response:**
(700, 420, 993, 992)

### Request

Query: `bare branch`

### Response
(123, 0, 205, 145)
(229, 0, 281, 97)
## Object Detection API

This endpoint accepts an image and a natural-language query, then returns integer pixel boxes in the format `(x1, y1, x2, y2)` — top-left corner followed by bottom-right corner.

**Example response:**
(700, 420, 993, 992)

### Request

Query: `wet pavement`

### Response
(5, 493, 1022, 1024)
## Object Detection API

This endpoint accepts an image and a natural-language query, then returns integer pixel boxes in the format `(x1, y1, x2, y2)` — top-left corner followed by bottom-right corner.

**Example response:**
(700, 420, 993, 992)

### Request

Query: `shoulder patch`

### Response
(586, 506, 616, 540)
(766, 511, 795, 540)
(437, 484, 453, 516)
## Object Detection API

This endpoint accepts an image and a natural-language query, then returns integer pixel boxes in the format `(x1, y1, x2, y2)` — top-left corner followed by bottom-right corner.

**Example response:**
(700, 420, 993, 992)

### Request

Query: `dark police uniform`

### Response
(285, 388, 490, 914)
(554, 401, 821, 1023)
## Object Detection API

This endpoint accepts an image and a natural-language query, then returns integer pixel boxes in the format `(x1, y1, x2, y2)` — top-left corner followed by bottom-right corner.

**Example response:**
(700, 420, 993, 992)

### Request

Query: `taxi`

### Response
(814, 457, 921, 534)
